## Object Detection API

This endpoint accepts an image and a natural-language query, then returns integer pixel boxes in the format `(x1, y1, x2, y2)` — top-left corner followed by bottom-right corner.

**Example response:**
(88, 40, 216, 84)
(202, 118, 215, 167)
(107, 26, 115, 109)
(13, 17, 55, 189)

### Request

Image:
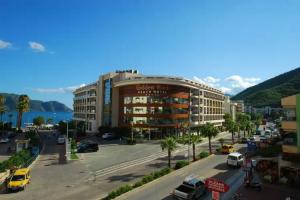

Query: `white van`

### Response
(227, 152, 244, 167)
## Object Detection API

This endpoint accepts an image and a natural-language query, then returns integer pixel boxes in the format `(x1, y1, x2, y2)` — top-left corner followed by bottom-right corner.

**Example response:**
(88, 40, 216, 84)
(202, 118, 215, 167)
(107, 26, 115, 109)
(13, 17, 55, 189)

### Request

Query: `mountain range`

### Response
(232, 67, 300, 107)
(0, 93, 72, 112)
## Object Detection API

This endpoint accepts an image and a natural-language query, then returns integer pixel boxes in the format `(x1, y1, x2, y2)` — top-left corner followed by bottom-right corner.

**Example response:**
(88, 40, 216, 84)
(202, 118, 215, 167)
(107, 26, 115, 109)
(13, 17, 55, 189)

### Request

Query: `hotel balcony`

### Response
(281, 95, 296, 107)
(281, 121, 297, 132)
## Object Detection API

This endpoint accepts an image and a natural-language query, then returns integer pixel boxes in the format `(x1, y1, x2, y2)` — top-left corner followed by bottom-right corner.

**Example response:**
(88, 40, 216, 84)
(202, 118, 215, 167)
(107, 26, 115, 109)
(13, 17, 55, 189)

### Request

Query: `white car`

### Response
(0, 138, 10, 144)
(227, 152, 244, 167)
(57, 135, 65, 144)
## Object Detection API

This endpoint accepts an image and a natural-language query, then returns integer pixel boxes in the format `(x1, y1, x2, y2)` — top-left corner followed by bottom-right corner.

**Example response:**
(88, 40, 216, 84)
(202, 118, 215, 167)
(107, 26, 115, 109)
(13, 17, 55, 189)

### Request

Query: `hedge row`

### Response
(0, 150, 32, 172)
(103, 167, 172, 200)
(174, 160, 189, 169)
(198, 151, 209, 159)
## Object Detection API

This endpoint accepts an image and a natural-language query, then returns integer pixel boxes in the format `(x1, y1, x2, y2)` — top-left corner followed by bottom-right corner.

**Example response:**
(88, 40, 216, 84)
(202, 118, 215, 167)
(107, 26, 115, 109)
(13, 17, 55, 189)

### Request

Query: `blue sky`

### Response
(1, 0, 300, 108)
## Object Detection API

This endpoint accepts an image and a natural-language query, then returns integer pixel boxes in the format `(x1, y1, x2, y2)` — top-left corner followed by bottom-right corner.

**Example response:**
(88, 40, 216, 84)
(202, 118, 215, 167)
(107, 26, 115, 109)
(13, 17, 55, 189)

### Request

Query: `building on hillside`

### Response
(224, 96, 237, 121)
(231, 100, 244, 113)
(280, 94, 300, 180)
(73, 70, 225, 137)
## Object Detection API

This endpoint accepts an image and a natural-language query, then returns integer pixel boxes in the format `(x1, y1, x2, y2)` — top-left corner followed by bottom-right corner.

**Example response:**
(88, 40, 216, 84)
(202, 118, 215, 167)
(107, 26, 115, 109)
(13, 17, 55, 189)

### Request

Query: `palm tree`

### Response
(227, 120, 238, 144)
(161, 137, 178, 168)
(46, 118, 54, 124)
(17, 95, 30, 130)
(179, 134, 202, 162)
(201, 123, 219, 154)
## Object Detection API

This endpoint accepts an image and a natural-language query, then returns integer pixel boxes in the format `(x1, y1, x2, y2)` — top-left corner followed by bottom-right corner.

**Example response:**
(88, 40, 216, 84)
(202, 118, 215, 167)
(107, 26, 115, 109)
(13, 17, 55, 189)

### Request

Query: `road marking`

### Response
(85, 132, 232, 181)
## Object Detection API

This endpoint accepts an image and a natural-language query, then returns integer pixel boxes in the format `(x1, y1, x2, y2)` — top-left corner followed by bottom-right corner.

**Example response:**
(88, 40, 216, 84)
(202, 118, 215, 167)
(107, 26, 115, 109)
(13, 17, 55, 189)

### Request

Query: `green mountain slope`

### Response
(232, 67, 300, 107)
(0, 93, 72, 112)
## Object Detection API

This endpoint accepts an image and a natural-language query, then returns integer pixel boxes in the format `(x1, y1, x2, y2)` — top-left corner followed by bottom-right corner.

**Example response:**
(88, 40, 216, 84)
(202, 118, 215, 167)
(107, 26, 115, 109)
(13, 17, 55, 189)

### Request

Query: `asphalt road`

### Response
(117, 144, 246, 200)
(0, 131, 242, 200)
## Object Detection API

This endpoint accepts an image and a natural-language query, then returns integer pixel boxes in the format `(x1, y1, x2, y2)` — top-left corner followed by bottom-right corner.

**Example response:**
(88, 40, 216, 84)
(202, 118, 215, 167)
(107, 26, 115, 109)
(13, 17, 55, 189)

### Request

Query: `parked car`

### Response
(0, 138, 10, 144)
(7, 132, 17, 139)
(77, 141, 99, 153)
(227, 152, 243, 167)
(7, 168, 31, 192)
(249, 136, 258, 142)
(173, 176, 207, 200)
(57, 135, 65, 145)
(221, 144, 235, 154)
(240, 137, 248, 143)
(102, 132, 115, 140)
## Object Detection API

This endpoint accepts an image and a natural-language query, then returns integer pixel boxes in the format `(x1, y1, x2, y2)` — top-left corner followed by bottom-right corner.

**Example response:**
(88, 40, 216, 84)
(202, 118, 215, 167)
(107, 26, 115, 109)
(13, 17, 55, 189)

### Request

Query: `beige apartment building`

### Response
(73, 70, 225, 136)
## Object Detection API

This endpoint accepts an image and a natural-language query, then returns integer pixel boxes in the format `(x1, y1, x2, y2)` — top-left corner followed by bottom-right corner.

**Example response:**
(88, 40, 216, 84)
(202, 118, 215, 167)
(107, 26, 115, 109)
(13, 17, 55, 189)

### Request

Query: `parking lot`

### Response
(78, 139, 165, 172)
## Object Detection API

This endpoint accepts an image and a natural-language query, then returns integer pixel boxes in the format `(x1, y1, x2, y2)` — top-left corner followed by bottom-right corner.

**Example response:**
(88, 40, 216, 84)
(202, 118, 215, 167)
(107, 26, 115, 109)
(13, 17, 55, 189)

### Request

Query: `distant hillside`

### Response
(0, 93, 72, 112)
(232, 67, 300, 107)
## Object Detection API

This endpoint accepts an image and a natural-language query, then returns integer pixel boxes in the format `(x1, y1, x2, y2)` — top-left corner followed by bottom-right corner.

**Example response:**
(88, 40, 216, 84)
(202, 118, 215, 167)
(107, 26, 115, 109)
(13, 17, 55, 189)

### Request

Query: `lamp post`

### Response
(131, 121, 134, 142)
(64, 120, 70, 161)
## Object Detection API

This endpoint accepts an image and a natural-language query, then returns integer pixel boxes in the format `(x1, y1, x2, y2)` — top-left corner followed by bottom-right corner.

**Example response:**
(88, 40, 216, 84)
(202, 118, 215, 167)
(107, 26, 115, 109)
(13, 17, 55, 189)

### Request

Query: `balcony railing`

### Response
(282, 145, 299, 154)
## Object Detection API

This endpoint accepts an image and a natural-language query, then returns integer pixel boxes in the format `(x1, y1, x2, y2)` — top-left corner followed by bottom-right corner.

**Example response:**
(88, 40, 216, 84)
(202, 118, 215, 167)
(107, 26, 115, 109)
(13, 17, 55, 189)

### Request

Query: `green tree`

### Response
(0, 95, 6, 136)
(237, 113, 251, 138)
(201, 123, 219, 154)
(161, 137, 178, 168)
(223, 113, 232, 128)
(33, 116, 45, 127)
(178, 134, 202, 162)
(226, 119, 238, 144)
(17, 95, 30, 130)
(46, 118, 54, 124)
(251, 113, 263, 129)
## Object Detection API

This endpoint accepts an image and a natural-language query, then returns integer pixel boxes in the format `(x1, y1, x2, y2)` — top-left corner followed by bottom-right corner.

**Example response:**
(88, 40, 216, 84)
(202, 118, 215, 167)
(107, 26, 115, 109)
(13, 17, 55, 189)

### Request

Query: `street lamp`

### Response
(131, 121, 134, 142)
(64, 120, 70, 161)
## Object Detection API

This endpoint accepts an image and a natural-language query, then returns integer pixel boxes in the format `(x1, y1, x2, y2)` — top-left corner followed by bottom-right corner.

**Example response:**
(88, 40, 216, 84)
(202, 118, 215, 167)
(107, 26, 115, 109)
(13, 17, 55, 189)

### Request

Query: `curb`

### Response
(113, 154, 216, 200)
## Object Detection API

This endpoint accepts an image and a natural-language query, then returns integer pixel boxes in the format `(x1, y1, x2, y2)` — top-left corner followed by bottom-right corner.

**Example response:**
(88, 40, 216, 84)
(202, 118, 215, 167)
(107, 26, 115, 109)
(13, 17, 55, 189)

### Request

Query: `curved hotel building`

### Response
(73, 70, 225, 135)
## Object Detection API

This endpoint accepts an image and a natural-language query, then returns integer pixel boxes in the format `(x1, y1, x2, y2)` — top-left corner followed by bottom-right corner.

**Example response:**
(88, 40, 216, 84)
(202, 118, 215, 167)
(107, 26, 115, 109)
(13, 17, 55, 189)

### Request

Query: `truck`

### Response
(173, 176, 207, 200)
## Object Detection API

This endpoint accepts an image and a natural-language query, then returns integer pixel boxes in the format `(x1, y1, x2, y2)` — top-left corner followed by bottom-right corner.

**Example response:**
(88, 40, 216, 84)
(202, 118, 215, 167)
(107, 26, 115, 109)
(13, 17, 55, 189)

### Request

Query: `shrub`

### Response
(102, 167, 172, 199)
(0, 150, 32, 172)
(174, 160, 189, 169)
(126, 139, 136, 145)
(198, 151, 209, 159)
(142, 174, 154, 184)
(133, 181, 143, 188)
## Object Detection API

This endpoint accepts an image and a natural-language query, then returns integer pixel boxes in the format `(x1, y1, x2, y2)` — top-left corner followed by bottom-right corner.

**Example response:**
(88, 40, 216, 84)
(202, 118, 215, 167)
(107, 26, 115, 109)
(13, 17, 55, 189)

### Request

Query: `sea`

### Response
(2, 112, 73, 128)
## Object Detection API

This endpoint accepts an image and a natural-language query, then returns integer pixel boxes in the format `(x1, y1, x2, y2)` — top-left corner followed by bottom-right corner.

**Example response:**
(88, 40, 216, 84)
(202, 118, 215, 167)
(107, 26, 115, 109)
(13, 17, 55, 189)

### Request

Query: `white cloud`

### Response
(33, 84, 86, 94)
(193, 76, 220, 87)
(219, 87, 232, 94)
(193, 74, 261, 95)
(0, 40, 12, 49)
(204, 76, 220, 84)
(28, 41, 46, 52)
(225, 75, 260, 89)
(193, 76, 206, 84)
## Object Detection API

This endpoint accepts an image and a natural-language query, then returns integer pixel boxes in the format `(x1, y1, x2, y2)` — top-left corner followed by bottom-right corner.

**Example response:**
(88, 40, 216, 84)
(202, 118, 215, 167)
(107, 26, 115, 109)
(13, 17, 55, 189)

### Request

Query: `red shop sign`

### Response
(205, 178, 229, 193)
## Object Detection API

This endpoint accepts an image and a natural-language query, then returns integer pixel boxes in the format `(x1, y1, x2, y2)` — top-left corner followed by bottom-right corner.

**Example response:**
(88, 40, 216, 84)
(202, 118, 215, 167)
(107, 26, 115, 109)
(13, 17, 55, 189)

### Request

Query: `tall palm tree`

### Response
(0, 95, 6, 136)
(201, 123, 219, 154)
(179, 134, 202, 162)
(161, 137, 178, 168)
(227, 120, 238, 144)
(17, 95, 30, 130)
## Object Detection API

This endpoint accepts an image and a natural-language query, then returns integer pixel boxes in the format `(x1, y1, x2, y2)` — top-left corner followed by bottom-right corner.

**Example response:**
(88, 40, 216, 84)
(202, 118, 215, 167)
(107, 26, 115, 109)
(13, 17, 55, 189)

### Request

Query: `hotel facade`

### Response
(73, 70, 225, 135)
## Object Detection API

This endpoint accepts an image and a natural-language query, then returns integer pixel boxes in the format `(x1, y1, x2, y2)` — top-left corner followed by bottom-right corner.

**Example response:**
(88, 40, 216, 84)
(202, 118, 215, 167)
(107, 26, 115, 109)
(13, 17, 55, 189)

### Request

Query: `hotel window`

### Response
(132, 96, 147, 104)
(124, 97, 132, 104)
(133, 107, 147, 114)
